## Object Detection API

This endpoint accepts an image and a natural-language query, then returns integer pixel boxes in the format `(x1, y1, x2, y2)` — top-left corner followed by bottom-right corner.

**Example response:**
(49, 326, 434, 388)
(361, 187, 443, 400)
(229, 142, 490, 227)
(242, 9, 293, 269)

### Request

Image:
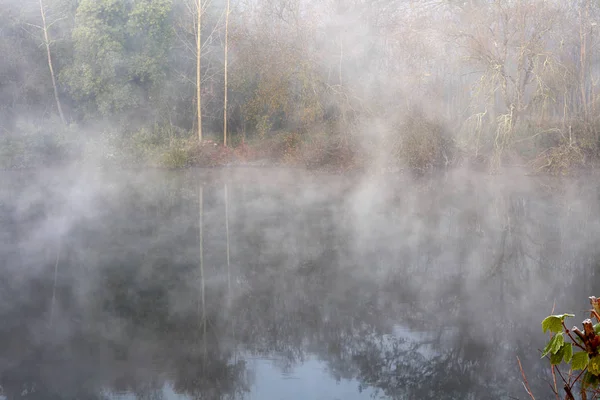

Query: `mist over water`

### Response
(1, 166, 599, 399)
(4, 0, 600, 397)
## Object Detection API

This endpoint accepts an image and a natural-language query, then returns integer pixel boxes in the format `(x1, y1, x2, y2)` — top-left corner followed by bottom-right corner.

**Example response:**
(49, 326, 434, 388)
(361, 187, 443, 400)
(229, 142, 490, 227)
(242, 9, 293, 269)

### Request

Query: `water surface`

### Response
(1, 167, 599, 399)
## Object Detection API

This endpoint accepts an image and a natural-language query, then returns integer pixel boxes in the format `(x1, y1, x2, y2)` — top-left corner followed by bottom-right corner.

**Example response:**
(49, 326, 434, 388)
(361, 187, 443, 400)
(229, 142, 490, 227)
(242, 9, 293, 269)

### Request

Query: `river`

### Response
(1, 166, 598, 399)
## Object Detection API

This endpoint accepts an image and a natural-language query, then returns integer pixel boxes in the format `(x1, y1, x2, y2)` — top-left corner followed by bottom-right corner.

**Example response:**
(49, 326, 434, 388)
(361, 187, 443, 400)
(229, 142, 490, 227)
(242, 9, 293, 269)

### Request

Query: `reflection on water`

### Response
(1, 168, 600, 399)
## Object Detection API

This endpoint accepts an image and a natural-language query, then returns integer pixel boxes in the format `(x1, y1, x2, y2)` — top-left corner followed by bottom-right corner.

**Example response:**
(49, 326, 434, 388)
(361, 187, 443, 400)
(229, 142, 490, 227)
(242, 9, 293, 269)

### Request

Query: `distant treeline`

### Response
(1, 0, 600, 173)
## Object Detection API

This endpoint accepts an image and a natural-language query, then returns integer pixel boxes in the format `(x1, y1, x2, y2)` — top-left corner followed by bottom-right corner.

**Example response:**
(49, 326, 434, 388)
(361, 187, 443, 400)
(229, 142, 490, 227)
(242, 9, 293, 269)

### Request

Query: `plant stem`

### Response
(517, 356, 536, 400)
(564, 321, 588, 351)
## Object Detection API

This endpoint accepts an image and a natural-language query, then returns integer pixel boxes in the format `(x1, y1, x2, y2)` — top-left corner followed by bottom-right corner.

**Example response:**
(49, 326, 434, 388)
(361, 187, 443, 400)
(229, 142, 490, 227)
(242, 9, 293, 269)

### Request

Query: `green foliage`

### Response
(256, 115, 272, 140)
(231, 26, 324, 138)
(127, 0, 172, 84)
(542, 314, 575, 334)
(120, 124, 195, 167)
(61, 0, 173, 117)
(7, 0, 600, 173)
(539, 301, 600, 398)
(572, 352, 590, 371)
(0, 121, 79, 169)
(128, 126, 167, 161)
(542, 332, 565, 358)
(564, 343, 574, 363)
(160, 144, 190, 168)
(584, 371, 600, 389)
(589, 356, 600, 375)
(550, 342, 572, 365)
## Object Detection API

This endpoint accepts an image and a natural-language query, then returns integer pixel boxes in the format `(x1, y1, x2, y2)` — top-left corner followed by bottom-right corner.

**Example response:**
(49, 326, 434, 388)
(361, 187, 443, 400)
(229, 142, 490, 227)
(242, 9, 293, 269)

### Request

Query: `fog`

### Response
(3, 0, 600, 399)
(0, 165, 599, 399)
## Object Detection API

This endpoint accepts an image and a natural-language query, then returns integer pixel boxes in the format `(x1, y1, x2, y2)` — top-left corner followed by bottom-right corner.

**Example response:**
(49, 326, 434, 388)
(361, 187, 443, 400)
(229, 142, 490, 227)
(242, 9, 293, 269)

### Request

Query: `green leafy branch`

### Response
(533, 297, 600, 400)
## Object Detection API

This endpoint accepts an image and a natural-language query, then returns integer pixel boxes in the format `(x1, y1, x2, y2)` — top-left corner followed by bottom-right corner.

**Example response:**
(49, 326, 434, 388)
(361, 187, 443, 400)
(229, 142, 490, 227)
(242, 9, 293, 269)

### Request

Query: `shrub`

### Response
(187, 140, 234, 167)
(531, 142, 585, 175)
(127, 126, 167, 162)
(246, 131, 301, 163)
(397, 111, 453, 174)
(300, 133, 362, 172)
(160, 143, 190, 168)
(0, 120, 75, 169)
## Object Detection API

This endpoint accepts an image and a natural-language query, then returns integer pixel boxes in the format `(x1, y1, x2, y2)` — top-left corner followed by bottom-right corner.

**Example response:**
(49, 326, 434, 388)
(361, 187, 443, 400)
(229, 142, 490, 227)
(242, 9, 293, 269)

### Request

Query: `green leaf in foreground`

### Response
(549, 342, 573, 365)
(542, 316, 563, 334)
(563, 342, 573, 363)
(583, 371, 600, 389)
(589, 355, 600, 375)
(542, 314, 575, 334)
(550, 345, 565, 365)
(542, 333, 565, 358)
(572, 352, 590, 371)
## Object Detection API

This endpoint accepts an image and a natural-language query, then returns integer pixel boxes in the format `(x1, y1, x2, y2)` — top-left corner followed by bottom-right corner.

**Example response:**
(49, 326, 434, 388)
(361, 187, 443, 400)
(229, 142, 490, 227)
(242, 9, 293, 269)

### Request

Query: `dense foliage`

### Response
(2, 0, 600, 172)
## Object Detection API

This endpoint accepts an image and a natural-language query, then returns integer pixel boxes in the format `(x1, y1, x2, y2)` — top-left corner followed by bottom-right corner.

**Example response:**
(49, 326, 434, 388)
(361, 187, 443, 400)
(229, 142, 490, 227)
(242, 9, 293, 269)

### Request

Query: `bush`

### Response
(245, 131, 301, 163)
(113, 124, 194, 167)
(528, 120, 600, 175)
(0, 120, 76, 169)
(531, 142, 585, 175)
(187, 140, 234, 167)
(300, 133, 361, 172)
(127, 126, 168, 163)
(397, 111, 453, 174)
(160, 143, 190, 168)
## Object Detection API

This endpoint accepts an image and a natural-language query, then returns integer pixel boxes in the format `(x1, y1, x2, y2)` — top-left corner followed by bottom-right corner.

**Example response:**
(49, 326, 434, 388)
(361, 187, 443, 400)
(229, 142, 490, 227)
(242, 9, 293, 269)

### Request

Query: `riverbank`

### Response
(0, 129, 366, 173)
(0, 125, 597, 176)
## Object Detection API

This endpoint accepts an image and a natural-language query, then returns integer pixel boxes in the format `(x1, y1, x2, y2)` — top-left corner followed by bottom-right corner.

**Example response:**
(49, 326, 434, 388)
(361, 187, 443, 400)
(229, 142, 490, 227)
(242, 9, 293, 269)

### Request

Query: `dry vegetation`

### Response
(2, 0, 600, 174)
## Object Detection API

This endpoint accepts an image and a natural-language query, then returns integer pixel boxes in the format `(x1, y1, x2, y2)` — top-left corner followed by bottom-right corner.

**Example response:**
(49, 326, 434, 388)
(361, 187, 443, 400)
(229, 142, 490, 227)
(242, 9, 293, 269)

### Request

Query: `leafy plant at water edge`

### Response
(536, 297, 600, 399)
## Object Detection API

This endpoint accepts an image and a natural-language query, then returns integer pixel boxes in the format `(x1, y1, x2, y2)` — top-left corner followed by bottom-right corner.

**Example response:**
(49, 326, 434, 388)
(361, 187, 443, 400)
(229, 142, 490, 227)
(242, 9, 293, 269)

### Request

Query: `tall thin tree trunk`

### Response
(196, 0, 202, 142)
(223, 0, 230, 146)
(580, 8, 587, 117)
(579, 0, 591, 118)
(39, 0, 66, 125)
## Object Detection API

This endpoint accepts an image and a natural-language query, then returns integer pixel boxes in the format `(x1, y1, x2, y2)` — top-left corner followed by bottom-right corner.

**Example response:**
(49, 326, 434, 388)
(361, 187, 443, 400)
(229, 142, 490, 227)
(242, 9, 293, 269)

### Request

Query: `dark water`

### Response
(1, 167, 600, 400)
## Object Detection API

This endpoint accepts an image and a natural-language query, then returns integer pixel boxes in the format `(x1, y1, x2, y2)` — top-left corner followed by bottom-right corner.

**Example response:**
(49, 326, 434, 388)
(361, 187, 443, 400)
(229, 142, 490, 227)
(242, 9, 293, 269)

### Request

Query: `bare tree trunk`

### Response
(579, 0, 591, 118)
(196, 0, 202, 142)
(223, 0, 230, 146)
(39, 0, 66, 125)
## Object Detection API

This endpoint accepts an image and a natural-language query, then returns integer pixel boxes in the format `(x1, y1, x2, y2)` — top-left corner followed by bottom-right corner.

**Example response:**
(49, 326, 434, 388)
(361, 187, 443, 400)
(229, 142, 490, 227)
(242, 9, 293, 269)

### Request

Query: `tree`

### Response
(0, 0, 72, 128)
(229, 0, 324, 137)
(450, 0, 561, 167)
(38, 0, 66, 125)
(61, 0, 173, 121)
(197, 0, 202, 141)
(223, 0, 230, 146)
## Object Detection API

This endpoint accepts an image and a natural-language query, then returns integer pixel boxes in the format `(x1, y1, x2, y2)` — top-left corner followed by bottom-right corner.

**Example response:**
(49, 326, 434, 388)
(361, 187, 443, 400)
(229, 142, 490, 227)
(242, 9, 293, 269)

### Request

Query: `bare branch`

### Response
(517, 356, 536, 400)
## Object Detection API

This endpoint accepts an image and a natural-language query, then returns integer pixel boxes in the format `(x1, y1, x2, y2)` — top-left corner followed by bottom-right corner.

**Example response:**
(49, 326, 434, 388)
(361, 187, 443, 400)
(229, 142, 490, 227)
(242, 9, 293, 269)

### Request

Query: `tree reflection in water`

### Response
(1, 169, 598, 399)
